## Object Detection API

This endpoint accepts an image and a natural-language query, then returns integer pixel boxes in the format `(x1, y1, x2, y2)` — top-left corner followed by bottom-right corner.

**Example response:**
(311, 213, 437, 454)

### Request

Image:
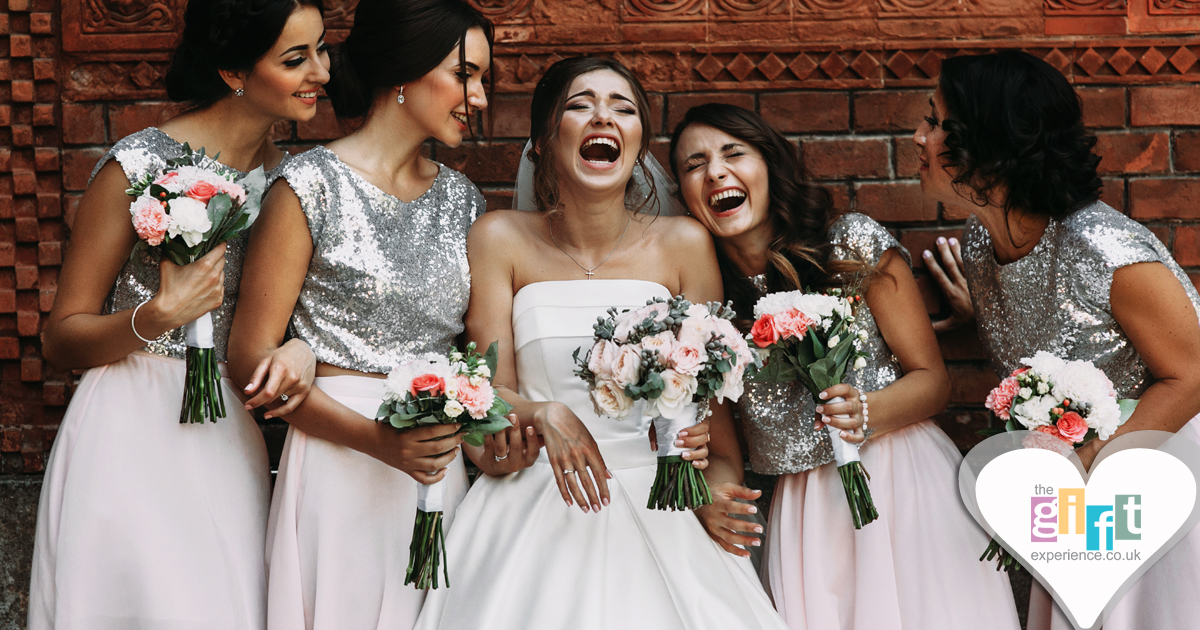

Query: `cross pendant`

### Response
(585, 270, 595, 279)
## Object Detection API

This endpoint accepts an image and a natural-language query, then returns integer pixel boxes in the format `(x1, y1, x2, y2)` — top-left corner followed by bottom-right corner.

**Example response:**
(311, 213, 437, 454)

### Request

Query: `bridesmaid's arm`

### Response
(227, 181, 461, 484)
(1076, 261, 1200, 468)
(462, 211, 613, 512)
(820, 248, 951, 438)
(43, 161, 227, 369)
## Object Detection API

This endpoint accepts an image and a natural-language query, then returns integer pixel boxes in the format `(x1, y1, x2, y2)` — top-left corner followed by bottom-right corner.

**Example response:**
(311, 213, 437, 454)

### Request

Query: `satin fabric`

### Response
(764, 419, 1022, 630)
(265, 375, 469, 630)
(29, 351, 271, 630)
(414, 280, 788, 630)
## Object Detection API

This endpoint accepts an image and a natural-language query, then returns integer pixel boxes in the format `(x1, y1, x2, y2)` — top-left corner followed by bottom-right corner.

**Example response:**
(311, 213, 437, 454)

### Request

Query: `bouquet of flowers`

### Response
(978, 350, 1137, 571)
(573, 296, 756, 511)
(746, 288, 878, 529)
(125, 144, 266, 424)
(376, 341, 513, 589)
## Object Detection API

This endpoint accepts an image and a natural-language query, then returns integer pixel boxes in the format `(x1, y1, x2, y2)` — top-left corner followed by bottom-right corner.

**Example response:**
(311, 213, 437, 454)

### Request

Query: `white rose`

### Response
(475, 364, 491, 379)
(714, 366, 744, 403)
(593, 378, 634, 419)
(857, 329, 868, 341)
(1036, 381, 1049, 394)
(166, 196, 212, 247)
(444, 400, 465, 418)
(443, 376, 459, 401)
(853, 356, 867, 369)
(611, 345, 643, 389)
(828, 334, 840, 347)
(655, 369, 698, 420)
(449, 351, 463, 362)
(1018, 387, 1033, 399)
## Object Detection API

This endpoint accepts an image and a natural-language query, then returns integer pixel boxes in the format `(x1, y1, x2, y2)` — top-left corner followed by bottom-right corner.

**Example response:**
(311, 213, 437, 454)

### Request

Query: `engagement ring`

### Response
(495, 453, 509, 461)
(280, 394, 289, 402)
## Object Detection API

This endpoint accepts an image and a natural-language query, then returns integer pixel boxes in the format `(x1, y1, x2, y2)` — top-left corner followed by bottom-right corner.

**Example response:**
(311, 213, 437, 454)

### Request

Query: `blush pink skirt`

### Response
(265, 375, 469, 630)
(28, 351, 271, 630)
(763, 419, 1021, 630)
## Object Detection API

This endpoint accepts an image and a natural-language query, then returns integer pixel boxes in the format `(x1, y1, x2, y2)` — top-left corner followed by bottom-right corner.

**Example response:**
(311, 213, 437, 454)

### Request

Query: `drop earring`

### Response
(397, 86, 405, 104)
(235, 87, 245, 97)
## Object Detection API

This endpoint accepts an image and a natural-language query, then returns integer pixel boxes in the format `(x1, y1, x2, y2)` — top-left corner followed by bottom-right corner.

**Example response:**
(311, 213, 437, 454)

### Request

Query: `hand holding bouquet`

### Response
(978, 350, 1137, 571)
(574, 296, 757, 511)
(747, 288, 879, 529)
(377, 341, 513, 589)
(125, 144, 266, 424)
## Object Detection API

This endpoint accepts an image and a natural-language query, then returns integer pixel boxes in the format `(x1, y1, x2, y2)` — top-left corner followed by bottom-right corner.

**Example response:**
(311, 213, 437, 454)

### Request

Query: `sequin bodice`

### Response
(738, 213, 910, 475)
(96, 127, 291, 362)
(963, 201, 1200, 398)
(282, 147, 484, 374)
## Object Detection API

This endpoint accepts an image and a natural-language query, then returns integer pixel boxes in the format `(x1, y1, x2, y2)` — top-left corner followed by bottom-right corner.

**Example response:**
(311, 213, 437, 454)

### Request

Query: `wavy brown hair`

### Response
(526, 56, 658, 214)
(668, 103, 870, 323)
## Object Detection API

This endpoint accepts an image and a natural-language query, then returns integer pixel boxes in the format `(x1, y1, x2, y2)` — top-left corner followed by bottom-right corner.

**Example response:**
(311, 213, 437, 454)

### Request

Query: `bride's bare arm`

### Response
(463, 211, 612, 512)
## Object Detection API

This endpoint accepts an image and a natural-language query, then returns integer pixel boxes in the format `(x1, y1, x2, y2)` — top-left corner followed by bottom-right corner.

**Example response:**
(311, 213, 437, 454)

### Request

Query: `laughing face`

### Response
(402, 26, 491, 147)
(238, 4, 330, 122)
(673, 122, 771, 241)
(546, 69, 644, 201)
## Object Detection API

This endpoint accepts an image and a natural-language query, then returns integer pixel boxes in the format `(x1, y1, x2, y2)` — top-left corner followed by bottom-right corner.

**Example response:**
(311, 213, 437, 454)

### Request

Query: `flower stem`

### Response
(180, 347, 225, 424)
(647, 455, 713, 511)
(980, 537, 1023, 572)
(837, 462, 878, 529)
(405, 509, 448, 589)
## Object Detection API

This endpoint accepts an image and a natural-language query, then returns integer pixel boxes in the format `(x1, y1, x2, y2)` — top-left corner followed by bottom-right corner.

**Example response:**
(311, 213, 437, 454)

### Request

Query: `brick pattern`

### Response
(2, 1, 1199, 470)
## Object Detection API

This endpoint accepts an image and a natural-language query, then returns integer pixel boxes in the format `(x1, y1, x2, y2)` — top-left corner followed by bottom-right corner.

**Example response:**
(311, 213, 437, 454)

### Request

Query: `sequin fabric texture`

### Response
(963, 201, 1200, 398)
(282, 147, 484, 374)
(738, 213, 910, 475)
(96, 127, 292, 362)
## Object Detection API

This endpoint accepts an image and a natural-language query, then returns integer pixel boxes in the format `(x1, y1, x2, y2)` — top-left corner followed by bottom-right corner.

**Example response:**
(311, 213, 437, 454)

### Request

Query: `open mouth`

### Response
(708, 188, 747, 213)
(452, 111, 470, 128)
(293, 90, 318, 99)
(580, 136, 620, 164)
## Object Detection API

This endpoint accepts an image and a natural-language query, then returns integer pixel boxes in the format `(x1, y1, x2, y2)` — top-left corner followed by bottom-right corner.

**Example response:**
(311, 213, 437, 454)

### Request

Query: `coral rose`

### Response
(186, 180, 219, 204)
(409, 373, 444, 397)
(1056, 411, 1088, 444)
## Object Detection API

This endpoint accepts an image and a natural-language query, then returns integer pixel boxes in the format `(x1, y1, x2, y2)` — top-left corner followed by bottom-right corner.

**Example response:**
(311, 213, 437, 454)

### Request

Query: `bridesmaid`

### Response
(919, 51, 1200, 630)
(29, 0, 329, 628)
(668, 103, 1022, 630)
(225, 1, 496, 628)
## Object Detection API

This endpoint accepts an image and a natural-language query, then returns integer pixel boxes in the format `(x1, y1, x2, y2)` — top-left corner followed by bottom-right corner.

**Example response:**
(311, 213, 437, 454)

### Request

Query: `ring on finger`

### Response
(279, 394, 289, 402)
(494, 453, 509, 461)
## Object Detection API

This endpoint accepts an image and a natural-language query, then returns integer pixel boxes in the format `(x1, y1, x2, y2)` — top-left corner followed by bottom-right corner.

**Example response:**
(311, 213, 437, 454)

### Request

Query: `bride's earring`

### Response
(397, 86, 405, 104)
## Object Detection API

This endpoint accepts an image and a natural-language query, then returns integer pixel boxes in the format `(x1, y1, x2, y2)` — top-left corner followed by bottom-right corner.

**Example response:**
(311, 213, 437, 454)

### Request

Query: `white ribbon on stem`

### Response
(824, 395, 861, 466)
(654, 404, 697, 458)
(184, 312, 215, 349)
(417, 477, 446, 512)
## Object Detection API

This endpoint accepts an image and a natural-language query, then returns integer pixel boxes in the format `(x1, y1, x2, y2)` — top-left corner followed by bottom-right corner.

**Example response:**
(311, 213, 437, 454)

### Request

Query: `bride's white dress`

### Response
(415, 279, 788, 630)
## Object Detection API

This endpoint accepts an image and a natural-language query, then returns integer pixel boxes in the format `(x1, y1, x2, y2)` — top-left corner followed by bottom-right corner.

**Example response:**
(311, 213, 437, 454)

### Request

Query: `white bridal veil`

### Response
(510, 140, 686, 216)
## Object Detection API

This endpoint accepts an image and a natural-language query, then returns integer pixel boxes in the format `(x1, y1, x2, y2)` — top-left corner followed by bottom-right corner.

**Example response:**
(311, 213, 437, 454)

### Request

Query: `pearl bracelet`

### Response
(859, 391, 870, 435)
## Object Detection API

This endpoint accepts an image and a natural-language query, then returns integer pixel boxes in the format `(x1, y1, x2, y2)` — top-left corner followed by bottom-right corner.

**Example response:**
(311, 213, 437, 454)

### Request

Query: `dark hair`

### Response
(527, 56, 657, 214)
(937, 50, 1102, 220)
(165, 0, 323, 110)
(326, 0, 494, 129)
(668, 103, 863, 323)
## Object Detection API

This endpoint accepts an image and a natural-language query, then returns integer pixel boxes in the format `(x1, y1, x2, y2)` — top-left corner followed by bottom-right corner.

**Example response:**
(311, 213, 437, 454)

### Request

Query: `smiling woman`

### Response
(27, 0, 331, 628)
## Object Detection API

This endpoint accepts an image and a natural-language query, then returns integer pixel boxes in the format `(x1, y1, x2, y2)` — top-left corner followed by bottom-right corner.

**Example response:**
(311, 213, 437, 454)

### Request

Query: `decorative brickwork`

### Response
(1, 0, 1197, 473)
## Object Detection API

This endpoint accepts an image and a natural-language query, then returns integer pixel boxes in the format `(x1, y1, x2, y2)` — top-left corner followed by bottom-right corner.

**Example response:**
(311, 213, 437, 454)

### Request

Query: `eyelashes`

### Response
(924, 115, 940, 128)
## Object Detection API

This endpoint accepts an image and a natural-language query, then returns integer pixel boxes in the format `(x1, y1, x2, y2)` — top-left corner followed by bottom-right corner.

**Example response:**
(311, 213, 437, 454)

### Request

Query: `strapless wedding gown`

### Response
(414, 280, 787, 630)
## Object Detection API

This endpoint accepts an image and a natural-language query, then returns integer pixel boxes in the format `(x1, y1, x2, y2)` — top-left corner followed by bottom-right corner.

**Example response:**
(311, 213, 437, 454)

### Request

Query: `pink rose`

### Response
(217, 180, 247, 205)
(454, 374, 495, 419)
(670, 342, 706, 376)
(640, 332, 675, 364)
(751, 315, 779, 348)
(1056, 412, 1088, 444)
(409, 373, 444, 397)
(613, 315, 636, 343)
(130, 196, 170, 246)
(985, 376, 1020, 420)
(186, 180, 219, 204)
(633, 302, 669, 324)
(611, 345, 643, 389)
(587, 339, 617, 378)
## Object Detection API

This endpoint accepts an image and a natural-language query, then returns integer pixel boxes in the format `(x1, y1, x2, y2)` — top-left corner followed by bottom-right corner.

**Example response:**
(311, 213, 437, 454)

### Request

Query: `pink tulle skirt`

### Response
(265, 375, 469, 630)
(763, 419, 1021, 630)
(1027, 417, 1200, 630)
(28, 351, 271, 630)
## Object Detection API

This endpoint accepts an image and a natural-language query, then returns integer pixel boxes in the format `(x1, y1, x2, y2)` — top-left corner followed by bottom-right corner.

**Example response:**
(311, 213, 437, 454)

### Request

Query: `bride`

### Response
(414, 56, 787, 630)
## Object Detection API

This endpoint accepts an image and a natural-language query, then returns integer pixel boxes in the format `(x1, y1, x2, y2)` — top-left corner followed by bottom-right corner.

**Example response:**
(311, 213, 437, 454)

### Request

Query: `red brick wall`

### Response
(3, 0, 1199, 471)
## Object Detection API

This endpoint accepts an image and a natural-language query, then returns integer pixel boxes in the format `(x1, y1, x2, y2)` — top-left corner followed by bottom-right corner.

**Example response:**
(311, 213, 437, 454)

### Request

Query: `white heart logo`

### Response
(960, 431, 1200, 630)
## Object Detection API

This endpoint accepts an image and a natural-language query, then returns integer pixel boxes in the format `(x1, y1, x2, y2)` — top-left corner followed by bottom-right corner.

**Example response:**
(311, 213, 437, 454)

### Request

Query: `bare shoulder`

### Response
(468, 210, 542, 253)
(647, 214, 716, 254)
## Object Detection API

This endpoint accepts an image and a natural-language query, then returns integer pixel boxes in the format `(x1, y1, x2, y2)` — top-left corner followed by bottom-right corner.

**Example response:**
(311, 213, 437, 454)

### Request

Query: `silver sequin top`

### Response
(963, 201, 1200, 398)
(738, 213, 911, 475)
(281, 147, 484, 374)
(94, 127, 291, 362)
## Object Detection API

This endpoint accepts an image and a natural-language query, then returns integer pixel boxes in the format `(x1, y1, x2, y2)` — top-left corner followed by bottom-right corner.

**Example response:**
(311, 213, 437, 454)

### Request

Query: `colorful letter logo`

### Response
(1087, 505, 1115, 551)
(1116, 494, 1142, 541)
(1031, 497, 1058, 542)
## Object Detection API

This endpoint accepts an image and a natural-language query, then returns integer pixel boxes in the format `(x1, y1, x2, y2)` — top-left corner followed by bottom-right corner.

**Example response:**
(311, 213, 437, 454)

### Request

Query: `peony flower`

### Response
(985, 376, 1020, 420)
(714, 366, 745, 403)
(610, 345, 643, 389)
(454, 374, 495, 419)
(165, 196, 212, 247)
(593, 377, 634, 419)
(130, 196, 170, 246)
(655, 369, 698, 420)
(444, 400, 465, 418)
(410, 373, 444, 397)
(669, 342, 706, 376)
(1056, 411, 1088, 443)
(640, 332, 676, 364)
(750, 315, 779, 348)
(587, 339, 618, 378)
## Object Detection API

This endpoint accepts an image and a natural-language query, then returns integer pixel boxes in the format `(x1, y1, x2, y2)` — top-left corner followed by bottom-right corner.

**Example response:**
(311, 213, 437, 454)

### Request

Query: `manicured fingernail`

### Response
(264, 414, 273, 420)
(244, 404, 253, 410)
(752, 540, 761, 546)
(692, 461, 702, 468)
(566, 498, 573, 506)
(937, 236, 946, 245)
(593, 503, 601, 512)
(681, 452, 690, 460)
(754, 526, 764, 533)
(674, 439, 685, 447)
(603, 497, 610, 506)
(949, 237, 958, 245)
(749, 506, 758, 514)
(582, 505, 590, 513)
(815, 405, 824, 413)
(607, 469, 613, 478)
(840, 430, 849, 438)
(923, 250, 932, 258)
